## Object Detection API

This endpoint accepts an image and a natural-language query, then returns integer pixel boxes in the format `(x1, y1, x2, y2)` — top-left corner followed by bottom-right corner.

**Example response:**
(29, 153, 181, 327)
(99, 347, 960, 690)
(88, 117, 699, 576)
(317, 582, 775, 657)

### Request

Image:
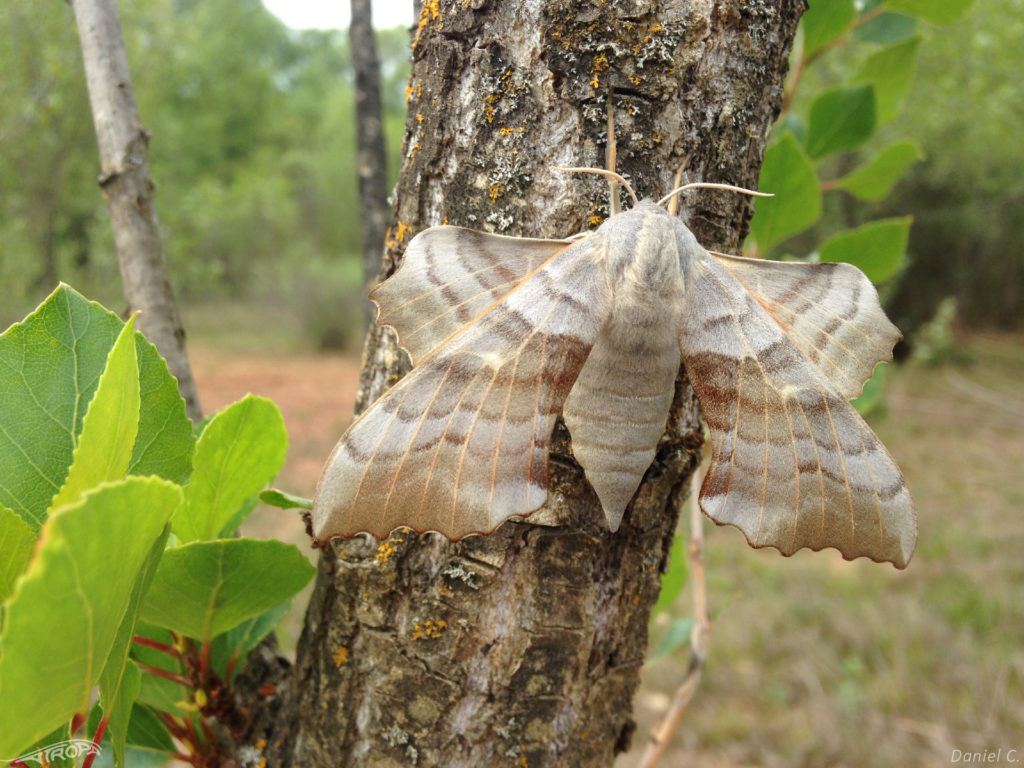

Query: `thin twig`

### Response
(641, 465, 710, 768)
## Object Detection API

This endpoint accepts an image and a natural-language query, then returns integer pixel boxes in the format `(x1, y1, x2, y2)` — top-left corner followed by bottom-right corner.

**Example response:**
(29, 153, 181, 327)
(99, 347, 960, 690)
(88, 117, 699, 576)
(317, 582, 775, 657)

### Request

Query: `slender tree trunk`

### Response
(70, 0, 202, 422)
(350, 0, 390, 320)
(262, 1, 803, 765)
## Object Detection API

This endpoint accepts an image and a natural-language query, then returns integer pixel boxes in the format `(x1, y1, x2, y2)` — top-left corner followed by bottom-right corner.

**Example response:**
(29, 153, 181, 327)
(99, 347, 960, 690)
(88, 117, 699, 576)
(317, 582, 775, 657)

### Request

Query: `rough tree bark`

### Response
(351, 0, 391, 319)
(262, 1, 802, 765)
(70, 0, 202, 422)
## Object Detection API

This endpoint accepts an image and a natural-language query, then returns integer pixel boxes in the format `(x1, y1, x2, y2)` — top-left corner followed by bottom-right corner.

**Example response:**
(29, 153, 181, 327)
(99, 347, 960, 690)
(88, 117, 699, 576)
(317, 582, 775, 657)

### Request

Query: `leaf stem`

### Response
(133, 634, 182, 658)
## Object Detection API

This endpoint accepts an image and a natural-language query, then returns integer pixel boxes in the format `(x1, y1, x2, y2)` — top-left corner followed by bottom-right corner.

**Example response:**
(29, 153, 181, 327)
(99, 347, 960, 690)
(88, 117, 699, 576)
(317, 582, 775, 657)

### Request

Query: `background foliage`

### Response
(1, 0, 1021, 349)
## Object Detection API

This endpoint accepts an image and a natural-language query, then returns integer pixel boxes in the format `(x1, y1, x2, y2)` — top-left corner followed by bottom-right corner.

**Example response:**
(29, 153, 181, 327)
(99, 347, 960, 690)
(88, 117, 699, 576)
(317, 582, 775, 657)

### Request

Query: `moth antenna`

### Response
(606, 87, 621, 215)
(553, 166, 640, 206)
(658, 182, 773, 208)
(667, 160, 690, 217)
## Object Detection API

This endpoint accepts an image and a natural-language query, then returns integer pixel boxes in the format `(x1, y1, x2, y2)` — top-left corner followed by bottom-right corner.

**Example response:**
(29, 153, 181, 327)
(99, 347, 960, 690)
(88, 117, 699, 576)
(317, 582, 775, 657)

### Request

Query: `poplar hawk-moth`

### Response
(312, 176, 916, 568)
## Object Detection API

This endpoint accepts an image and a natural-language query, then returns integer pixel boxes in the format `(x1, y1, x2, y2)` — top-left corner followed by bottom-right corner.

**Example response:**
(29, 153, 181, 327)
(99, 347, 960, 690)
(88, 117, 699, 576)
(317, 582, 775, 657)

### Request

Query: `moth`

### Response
(312, 164, 916, 568)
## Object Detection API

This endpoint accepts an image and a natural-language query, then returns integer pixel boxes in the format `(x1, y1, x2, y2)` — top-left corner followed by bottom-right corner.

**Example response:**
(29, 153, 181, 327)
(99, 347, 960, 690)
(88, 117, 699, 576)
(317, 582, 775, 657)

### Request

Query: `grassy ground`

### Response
(188, 310, 1023, 767)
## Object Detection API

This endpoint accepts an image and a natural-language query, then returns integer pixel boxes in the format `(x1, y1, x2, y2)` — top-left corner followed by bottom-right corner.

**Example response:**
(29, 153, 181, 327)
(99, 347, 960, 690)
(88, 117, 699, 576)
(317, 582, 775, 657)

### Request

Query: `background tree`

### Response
(260, 1, 803, 765)
(69, 0, 202, 421)
(350, 0, 390, 317)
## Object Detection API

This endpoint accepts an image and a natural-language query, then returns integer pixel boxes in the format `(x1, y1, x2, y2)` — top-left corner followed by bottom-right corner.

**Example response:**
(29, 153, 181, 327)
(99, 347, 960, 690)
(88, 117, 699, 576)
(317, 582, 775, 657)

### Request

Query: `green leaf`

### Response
(259, 488, 313, 510)
(0, 477, 183, 757)
(16, 723, 73, 768)
(0, 504, 35, 602)
(852, 11, 917, 44)
(210, 600, 292, 680)
(884, 0, 975, 24)
(49, 316, 140, 511)
(653, 617, 694, 661)
(101, 661, 141, 768)
(173, 396, 287, 542)
(99, 525, 170, 768)
(124, 704, 176, 752)
(853, 37, 921, 124)
(806, 85, 876, 159)
(802, 0, 855, 56)
(819, 216, 912, 283)
(853, 362, 890, 416)
(140, 538, 314, 640)
(836, 141, 924, 200)
(749, 133, 823, 251)
(652, 531, 688, 618)
(0, 285, 193, 531)
(129, 338, 195, 486)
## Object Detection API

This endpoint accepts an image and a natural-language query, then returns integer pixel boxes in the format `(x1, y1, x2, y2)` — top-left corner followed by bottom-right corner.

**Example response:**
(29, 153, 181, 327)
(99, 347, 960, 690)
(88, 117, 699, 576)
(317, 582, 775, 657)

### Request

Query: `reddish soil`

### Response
(189, 344, 362, 543)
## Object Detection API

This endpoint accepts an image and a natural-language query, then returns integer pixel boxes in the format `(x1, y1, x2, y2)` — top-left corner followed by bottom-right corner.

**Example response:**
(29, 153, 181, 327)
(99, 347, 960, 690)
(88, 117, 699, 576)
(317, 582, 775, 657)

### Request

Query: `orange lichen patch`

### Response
(333, 645, 350, 666)
(518, 750, 529, 767)
(550, 30, 571, 50)
(410, 140, 423, 159)
(485, 105, 495, 123)
(385, 222, 415, 250)
(629, 72, 642, 85)
(394, 222, 413, 242)
(411, 619, 448, 640)
(412, 0, 442, 49)
(499, 126, 525, 136)
(416, 113, 424, 123)
(374, 533, 405, 563)
(589, 53, 610, 89)
(489, 183, 505, 202)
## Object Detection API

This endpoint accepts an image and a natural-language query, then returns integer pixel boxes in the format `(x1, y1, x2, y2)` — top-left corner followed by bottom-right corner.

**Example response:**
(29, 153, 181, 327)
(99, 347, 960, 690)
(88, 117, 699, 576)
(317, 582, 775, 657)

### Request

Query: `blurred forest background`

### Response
(1, 1, 1022, 765)
(1, 0, 1021, 347)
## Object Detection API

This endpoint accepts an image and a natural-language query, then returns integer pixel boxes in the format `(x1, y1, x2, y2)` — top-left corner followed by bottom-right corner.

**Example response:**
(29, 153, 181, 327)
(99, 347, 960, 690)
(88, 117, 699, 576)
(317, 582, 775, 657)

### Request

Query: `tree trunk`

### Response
(350, 0, 391, 320)
(70, 0, 203, 423)
(263, 1, 802, 765)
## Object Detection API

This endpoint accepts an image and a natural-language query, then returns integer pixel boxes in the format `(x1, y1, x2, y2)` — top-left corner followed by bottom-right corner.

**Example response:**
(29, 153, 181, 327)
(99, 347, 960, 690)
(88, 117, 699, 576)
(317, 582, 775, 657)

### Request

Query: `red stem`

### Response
(156, 710, 189, 740)
(133, 634, 182, 658)
(224, 652, 239, 682)
(199, 638, 212, 681)
(138, 662, 193, 688)
(81, 717, 108, 768)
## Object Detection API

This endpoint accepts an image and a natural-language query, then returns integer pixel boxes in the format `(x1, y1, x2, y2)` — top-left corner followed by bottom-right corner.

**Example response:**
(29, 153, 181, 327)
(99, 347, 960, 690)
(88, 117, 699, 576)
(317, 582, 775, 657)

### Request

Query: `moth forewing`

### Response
(311, 232, 612, 542)
(370, 226, 575, 365)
